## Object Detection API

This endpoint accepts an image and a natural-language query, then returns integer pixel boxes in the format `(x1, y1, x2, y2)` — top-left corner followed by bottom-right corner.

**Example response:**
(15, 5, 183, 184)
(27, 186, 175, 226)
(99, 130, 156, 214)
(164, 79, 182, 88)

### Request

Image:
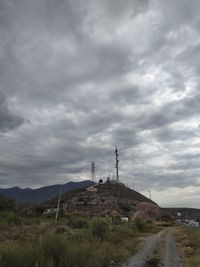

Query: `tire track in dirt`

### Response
(120, 227, 181, 267)
(161, 228, 181, 267)
(121, 232, 162, 267)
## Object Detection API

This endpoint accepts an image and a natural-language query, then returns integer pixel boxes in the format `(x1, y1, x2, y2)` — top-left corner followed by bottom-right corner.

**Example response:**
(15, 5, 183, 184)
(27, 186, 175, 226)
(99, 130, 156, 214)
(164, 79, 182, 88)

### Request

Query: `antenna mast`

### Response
(91, 161, 96, 182)
(115, 146, 119, 183)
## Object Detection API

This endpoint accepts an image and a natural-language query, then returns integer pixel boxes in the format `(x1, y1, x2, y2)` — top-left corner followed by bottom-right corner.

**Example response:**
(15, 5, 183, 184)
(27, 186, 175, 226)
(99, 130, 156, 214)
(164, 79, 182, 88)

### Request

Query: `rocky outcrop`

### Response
(62, 182, 161, 219)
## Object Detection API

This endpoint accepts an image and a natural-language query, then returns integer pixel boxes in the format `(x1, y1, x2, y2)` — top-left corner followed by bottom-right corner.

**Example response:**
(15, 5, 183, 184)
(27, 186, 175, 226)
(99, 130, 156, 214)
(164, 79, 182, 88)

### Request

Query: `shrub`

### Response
(6, 211, 21, 226)
(0, 241, 40, 267)
(68, 215, 89, 229)
(134, 218, 158, 233)
(91, 218, 109, 240)
(0, 211, 22, 228)
(54, 225, 70, 235)
(134, 218, 146, 232)
(145, 221, 158, 233)
(0, 196, 16, 212)
(41, 232, 68, 266)
(0, 216, 142, 267)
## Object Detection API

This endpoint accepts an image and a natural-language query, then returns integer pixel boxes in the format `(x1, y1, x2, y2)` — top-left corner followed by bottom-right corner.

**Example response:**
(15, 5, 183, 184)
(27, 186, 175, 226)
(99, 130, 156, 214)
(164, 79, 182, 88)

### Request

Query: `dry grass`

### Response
(0, 216, 157, 267)
(174, 226, 200, 267)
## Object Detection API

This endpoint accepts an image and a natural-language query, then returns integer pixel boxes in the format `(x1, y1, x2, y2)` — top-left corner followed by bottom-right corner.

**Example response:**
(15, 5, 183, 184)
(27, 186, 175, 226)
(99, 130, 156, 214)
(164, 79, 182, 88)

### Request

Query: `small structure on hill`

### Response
(43, 208, 58, 214)
(121, 217, 129, 223)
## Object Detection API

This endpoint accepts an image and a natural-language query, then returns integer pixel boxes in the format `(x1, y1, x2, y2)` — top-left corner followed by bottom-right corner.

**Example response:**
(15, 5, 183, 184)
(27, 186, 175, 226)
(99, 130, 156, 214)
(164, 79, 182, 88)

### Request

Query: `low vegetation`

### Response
(175, 225, 200, 267)
(0, 198, 160, 267)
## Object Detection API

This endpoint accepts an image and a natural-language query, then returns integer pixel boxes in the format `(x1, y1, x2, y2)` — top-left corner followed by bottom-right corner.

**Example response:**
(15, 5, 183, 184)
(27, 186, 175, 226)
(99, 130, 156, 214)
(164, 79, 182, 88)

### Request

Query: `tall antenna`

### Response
(55, 185, 62, 222)
(115, 146, 119, 183)
(91, 161, 96, 182)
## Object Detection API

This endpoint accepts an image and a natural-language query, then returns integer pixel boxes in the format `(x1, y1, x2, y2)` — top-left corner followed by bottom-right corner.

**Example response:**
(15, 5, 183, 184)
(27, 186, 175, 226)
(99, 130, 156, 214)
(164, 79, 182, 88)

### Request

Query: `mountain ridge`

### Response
(0, 180, 94, 203)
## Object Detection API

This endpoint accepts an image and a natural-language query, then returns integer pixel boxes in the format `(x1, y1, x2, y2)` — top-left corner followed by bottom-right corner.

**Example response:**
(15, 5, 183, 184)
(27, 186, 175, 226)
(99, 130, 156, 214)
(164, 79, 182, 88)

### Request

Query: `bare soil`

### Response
(120, 227, 181, 267)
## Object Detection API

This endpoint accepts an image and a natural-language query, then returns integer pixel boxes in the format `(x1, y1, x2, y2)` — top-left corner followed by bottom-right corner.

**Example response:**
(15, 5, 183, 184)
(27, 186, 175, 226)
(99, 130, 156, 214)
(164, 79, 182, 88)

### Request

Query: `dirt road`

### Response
(120, 227, 181, 267)
(160, 228, 181, 267)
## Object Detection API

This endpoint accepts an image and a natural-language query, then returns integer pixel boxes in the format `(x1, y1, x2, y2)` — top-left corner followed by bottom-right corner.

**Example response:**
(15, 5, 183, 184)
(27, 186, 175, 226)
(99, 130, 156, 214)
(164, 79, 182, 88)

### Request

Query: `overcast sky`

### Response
(1, 0, 200, 208)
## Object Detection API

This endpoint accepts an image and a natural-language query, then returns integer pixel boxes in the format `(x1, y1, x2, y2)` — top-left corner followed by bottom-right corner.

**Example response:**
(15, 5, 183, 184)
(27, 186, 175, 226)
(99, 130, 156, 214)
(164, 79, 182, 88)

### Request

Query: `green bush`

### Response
(0, 216, 144, 267)
(134, 218, 158, 233)
(0, 241, 40, 267)
(134, 218, 146, 232)
(68, 215, 89, 229)
(54, 225, 70, 235)
(41, 232, 68, 266)
(6, 211, 21, 226)
(91, 218, 109, 240)
(0, 196, 16, 212)
(0, 211, 22, 228)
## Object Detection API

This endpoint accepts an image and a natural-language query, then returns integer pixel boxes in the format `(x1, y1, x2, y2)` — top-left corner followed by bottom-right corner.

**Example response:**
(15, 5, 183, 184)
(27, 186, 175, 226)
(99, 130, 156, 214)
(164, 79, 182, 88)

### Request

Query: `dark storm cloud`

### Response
(0, 0, 200, 207)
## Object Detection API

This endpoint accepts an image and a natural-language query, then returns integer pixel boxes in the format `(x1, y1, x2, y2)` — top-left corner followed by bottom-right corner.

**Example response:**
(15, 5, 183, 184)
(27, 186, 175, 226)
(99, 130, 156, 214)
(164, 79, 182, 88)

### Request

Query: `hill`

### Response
(0, 180, 94, 203)
(45, 182, 161, 219)
(163, 207, 200, 220)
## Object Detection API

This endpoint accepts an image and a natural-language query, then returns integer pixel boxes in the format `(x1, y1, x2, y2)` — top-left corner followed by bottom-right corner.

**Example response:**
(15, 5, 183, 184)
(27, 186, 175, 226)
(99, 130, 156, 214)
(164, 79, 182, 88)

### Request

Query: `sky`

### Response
(1, 0, 200, 208)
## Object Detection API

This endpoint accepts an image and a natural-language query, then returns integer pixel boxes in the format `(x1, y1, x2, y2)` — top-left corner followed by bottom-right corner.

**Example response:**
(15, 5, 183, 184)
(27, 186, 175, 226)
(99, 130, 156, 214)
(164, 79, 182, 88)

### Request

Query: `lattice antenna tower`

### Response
(91, 161, 96, 182)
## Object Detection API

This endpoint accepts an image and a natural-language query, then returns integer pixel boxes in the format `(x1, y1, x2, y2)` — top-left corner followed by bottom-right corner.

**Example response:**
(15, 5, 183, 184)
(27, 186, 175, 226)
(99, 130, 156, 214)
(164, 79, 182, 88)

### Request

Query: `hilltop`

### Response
(45, 181, 161, 219)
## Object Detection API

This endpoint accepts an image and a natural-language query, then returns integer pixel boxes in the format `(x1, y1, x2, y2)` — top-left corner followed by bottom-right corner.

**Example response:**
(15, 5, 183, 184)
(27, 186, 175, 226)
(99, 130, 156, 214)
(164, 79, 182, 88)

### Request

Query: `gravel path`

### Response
(121, 232, 162, 267)
(161, 228, 181, 267)
(120, 227, 181, 267)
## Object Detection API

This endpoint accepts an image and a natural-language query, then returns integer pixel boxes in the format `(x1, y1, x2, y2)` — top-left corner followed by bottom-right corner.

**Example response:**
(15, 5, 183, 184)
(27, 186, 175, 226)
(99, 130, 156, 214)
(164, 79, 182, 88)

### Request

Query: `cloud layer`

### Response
(0, 0, 200, 207)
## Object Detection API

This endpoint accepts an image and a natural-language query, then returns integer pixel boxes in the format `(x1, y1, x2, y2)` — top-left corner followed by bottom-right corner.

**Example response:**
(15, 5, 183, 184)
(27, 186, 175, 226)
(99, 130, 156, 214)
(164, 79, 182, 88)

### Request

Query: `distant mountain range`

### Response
(0, 180, 94, 203)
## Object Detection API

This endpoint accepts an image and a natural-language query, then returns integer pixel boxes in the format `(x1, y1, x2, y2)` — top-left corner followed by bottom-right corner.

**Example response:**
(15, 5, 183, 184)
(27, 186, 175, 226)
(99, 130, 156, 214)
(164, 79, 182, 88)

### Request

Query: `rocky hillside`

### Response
(46, 182, 161, 219)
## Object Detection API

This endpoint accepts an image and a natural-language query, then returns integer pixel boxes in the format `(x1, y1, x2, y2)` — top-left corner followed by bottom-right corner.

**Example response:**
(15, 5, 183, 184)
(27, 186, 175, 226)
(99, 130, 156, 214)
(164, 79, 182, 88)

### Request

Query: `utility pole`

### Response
(115, 146, 119, 183)
(91, 161, 96, 182)
(55, 185, 62, 222)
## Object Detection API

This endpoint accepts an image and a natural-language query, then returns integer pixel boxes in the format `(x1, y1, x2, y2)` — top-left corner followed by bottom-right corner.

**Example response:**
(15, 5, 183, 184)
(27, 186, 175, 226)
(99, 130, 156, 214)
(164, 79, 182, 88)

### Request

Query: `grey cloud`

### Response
(157, 0, 200, 27)
(0, 90, 25, 133)
(111, 127, 141, 150)
(137, 91, 200, 130)
(1, 0, 200, 208)
(170, 152, 200, 171)
(154, 127, 197, 142)
(110, 85, 150, 105)
(131, 0, 150, 17)
(123, 170, 199, 191)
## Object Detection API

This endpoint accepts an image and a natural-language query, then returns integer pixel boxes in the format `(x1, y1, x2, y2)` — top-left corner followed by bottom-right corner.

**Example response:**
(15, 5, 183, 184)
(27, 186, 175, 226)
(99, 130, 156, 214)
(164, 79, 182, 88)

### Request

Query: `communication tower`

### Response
(115, 146, 119, 183)
(91, 161, 96, 182)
